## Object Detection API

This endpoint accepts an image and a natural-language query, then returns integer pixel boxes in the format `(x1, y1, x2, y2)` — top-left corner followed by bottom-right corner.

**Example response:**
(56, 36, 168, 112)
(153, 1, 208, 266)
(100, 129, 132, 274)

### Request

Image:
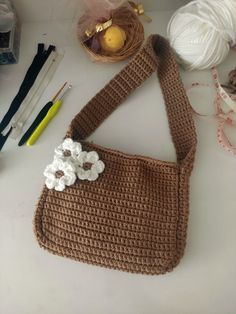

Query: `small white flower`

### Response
(44, 158, 77, 191)
(54, 138, 82, 163)
(44, 138, 105, 189)
(76, 150, 105, 181)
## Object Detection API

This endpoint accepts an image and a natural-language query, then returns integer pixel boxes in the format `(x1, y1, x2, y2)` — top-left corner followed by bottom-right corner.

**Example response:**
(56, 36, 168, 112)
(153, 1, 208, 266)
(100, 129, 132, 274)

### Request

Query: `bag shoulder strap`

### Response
(68, 34, 197, 164)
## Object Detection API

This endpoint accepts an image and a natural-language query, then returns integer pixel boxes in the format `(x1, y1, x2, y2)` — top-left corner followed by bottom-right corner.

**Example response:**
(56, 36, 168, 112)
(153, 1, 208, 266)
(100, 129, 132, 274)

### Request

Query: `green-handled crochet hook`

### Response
(26, 84, 72, 146)
(18, 82, 67, 146)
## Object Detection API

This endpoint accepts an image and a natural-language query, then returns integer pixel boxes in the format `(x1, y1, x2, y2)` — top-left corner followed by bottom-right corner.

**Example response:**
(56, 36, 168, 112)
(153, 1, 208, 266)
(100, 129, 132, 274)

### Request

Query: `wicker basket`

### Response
(78, 6, 144, 63)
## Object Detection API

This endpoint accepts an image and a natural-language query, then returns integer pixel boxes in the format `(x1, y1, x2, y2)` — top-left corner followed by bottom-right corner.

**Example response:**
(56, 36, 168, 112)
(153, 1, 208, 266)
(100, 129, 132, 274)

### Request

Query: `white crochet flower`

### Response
(44, 158, 76, 191)
(76, 151, 105, 181)
(54, 138, 82, 163)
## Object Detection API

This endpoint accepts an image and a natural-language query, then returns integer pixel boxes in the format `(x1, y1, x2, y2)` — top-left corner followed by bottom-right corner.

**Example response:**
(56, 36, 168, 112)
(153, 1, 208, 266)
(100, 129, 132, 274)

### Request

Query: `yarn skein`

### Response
(167, 0, 236, 71)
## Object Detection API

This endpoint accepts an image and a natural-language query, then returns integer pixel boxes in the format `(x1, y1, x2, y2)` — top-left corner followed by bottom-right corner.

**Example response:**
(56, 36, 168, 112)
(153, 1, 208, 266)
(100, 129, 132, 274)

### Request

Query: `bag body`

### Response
(34, 35, 197, 275)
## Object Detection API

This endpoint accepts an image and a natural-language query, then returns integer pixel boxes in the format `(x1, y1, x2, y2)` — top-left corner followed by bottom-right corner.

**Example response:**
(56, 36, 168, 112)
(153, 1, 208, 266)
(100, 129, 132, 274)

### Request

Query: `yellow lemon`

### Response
(100, 25, 126, 53)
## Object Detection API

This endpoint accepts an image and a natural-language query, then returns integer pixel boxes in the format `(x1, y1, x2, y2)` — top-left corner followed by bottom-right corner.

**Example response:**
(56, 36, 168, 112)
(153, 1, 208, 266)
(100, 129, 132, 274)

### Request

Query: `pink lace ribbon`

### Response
(186, 67, 236, 155)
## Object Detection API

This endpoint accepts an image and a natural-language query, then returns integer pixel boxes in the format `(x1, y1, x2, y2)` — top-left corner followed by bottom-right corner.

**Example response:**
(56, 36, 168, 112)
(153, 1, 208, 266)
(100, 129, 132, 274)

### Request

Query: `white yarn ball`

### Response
(167, 0, 236, 71)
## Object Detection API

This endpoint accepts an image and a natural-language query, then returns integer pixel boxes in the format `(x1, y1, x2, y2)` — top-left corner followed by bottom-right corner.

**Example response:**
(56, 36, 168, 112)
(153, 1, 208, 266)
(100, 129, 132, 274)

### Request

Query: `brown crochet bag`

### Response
(34, 34, 197, 275)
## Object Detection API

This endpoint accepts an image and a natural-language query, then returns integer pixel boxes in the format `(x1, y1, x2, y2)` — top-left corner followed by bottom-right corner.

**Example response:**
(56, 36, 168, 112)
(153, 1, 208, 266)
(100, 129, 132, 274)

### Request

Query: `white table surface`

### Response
(1, 11, 236, 314)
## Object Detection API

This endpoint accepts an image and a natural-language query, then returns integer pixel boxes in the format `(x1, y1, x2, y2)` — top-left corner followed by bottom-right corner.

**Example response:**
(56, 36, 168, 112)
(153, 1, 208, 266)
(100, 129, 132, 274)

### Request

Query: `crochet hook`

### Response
(18, 82, 67, 146)
(26, 84, 72, 146)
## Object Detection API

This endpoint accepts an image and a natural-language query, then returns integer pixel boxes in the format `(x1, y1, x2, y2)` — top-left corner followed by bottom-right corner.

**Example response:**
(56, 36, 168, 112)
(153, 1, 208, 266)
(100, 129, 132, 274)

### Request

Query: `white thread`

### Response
(167, 0, 236, 70)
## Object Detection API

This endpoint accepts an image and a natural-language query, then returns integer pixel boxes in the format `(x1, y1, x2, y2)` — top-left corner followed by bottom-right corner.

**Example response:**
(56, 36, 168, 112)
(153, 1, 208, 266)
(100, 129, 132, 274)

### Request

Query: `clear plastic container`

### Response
(0, 0, 21, 64)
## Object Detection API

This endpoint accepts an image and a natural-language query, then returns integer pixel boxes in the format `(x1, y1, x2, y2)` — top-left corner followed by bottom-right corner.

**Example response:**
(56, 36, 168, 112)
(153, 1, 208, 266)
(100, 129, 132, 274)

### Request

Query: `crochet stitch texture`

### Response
(34, 34, 197, 275)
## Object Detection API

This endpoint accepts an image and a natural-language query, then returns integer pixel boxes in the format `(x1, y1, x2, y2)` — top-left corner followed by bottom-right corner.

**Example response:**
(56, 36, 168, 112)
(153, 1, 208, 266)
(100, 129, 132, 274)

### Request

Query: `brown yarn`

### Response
(34, 35, 197, 275)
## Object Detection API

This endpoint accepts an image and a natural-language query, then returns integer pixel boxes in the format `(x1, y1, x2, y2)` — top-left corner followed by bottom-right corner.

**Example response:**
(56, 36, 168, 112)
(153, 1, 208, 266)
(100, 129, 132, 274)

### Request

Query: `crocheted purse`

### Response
(34, 34, 197, 275)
